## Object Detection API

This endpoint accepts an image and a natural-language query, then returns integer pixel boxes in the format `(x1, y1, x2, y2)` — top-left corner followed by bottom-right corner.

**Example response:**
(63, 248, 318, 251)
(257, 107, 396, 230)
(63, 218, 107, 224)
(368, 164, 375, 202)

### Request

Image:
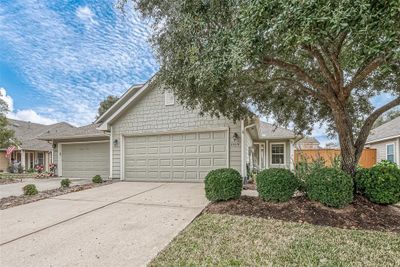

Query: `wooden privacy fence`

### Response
(294, 148, 377, 168)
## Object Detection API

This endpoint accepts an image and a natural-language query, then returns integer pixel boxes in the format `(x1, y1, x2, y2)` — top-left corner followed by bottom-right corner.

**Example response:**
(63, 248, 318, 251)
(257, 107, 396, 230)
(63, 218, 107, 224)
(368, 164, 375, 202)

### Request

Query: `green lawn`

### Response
(150, 213, 400, 267)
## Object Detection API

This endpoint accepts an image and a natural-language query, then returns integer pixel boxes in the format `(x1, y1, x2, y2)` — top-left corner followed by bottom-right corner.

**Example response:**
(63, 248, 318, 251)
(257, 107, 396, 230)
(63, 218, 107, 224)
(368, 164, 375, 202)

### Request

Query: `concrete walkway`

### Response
(0, 178, 92, 198)
(0, 182, 207, 267)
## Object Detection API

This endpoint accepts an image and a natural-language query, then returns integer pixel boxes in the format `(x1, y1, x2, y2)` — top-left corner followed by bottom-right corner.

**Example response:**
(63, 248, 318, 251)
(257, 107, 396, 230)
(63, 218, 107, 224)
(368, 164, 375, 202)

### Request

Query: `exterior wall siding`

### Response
(0, 152, 8, 172)
(368, 137, 400, 165)
(110, 84, 242, 179)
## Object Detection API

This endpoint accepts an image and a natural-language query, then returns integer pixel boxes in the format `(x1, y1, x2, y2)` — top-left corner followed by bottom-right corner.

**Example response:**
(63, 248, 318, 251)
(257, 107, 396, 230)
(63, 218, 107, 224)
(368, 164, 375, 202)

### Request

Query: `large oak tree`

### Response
(123, 0, 400, 175)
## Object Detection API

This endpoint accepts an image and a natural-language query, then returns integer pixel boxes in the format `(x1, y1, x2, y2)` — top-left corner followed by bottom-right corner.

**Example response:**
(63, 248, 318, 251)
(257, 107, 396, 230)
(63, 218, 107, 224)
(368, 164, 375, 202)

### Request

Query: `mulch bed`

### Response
(0, 179, 22, 185)
(0, 181, 113, 210)
(204, 195, 400, 233)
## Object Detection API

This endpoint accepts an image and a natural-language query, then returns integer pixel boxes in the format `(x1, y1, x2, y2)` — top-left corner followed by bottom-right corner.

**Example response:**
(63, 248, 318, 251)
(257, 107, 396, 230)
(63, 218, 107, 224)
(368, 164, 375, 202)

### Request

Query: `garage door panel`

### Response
(124, 130, 228, 181)
(62, 142, 109, 179)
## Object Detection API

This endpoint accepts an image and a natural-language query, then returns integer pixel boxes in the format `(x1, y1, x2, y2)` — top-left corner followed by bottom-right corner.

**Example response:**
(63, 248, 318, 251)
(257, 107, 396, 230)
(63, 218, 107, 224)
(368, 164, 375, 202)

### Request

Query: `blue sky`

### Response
(0, 0, 158, 125)
(0, 1, 396, 146)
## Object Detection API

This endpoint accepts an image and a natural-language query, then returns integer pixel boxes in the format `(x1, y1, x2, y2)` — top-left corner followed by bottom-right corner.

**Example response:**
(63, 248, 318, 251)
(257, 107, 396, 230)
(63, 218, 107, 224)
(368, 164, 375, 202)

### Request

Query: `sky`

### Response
(0, 0, 158, 126)
(0, 1, 396, 147)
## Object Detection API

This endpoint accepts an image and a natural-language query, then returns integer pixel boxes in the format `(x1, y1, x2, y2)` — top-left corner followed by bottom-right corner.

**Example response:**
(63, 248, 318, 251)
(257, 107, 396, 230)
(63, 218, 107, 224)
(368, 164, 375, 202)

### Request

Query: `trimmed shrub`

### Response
(92, 175, 103, 183)
(205, 168, 242, 202)
(23, 184, 38, 196)
(60, 178, 71, 188)
(354, 167, 371, 193)
(356, 162, 400, 204)
(257, 168, 298, 202)
(306, 167, 353, 208)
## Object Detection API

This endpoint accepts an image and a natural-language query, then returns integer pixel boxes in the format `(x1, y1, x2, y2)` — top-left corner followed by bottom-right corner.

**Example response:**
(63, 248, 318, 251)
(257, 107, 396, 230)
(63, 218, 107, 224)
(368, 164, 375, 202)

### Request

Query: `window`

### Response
(38, 152, 44, 166)
(271, 143, 285, 164)
(386, 144, 395, 163)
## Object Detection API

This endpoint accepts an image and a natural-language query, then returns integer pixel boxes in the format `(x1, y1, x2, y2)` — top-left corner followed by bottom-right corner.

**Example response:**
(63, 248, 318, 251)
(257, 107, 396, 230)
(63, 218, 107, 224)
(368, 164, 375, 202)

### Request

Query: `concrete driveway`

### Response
(0, 182, 208, 267)
(0, 178, 92, 198)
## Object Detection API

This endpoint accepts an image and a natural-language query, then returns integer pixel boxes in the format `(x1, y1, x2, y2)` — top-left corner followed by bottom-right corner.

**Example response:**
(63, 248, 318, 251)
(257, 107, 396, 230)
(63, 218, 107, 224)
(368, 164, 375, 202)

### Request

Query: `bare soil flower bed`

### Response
(204, 195, 400, 232)
(0, 181, 113, 210)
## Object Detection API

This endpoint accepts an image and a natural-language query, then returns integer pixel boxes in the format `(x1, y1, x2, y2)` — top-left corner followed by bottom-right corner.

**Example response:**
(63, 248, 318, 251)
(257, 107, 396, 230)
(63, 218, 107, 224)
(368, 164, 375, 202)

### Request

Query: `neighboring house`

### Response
(295, 136, 321, 150)
(41, 80, 299, 181)
(0, 119, 73, 172)
(366, 116, 400, 165)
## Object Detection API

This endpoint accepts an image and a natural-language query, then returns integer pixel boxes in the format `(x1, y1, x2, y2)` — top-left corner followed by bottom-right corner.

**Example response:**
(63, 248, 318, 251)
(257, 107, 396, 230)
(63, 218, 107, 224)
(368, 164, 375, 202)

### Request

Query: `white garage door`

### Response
(124, 130, 228, 182)
(61, 142, 110, 179)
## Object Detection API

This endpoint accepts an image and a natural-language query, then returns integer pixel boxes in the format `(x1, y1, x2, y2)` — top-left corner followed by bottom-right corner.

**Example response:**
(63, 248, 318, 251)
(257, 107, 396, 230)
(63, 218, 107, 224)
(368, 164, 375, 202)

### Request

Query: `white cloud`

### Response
(76, 6, 98, 25)
(0, 87, 57, 125)
(0, 87, 13, 111)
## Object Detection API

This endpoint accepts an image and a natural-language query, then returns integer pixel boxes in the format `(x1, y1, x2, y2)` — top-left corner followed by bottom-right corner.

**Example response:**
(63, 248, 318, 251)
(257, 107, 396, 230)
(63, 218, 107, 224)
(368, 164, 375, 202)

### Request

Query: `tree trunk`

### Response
(331, 107, 358, 176)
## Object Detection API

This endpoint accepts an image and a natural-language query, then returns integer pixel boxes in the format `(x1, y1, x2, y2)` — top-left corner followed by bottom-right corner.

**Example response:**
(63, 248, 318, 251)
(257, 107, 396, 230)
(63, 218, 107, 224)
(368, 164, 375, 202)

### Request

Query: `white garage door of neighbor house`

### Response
(124, 130, 228, 182)
(61, 142, 110, 179)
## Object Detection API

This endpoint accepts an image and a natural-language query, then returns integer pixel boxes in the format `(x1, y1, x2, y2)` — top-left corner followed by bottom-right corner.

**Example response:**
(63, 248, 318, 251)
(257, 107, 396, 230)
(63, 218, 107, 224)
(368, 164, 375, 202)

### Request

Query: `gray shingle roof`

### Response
(38, 123, 108, 140)
(258, 121, 297, 139)
(6, 119, 74, 151)
(297, 136, 320, 144)
(367, 116, 400, 143)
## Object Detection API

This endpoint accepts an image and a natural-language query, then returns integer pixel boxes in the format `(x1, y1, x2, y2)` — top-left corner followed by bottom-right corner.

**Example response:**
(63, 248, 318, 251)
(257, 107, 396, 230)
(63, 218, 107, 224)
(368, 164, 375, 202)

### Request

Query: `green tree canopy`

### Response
(124, 0, 400, 175)
(0, 98, 16, 148)
(97, 95, 119, 119)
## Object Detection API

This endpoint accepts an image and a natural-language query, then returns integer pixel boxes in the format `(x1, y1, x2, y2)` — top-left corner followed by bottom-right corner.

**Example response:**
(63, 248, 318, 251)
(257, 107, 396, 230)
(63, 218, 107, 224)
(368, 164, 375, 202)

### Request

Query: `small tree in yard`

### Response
(122, 0, 400, 176)
(97, 95, 119, 119)
(0, 97, 16, 148)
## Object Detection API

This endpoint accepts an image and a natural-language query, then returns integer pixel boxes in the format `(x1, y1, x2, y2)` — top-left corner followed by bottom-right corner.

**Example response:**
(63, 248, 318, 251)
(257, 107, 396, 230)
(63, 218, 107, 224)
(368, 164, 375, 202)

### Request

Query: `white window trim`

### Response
(270, 142, 286, 166)
(386, 143, 395, 162)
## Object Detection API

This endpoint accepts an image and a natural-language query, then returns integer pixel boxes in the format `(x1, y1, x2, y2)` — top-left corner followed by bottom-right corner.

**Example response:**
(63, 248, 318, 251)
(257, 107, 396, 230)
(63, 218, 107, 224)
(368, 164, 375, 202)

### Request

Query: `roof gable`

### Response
(97, 78, 156, 130)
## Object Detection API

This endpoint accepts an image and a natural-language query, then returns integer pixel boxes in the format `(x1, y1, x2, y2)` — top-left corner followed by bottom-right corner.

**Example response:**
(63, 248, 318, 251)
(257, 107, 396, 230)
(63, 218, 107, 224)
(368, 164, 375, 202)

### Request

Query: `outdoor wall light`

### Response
(113, 139, 119, 146)
(233, 132, 240, 142)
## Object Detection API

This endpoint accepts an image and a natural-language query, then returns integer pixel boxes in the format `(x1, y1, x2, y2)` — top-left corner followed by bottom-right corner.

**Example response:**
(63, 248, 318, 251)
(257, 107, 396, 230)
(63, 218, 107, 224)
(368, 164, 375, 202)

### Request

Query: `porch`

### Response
(8, 150, 52, 172)
(243, 120, 298, 178)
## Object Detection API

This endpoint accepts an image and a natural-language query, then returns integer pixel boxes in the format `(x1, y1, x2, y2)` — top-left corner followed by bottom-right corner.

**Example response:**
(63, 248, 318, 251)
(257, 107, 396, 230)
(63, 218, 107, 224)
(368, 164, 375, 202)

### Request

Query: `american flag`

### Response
(5, 146, 16, 159)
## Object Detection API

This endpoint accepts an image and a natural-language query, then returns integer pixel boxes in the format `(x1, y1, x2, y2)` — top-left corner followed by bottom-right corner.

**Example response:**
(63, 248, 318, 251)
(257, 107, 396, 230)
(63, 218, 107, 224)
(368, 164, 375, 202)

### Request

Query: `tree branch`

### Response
(302, 45, 337, 90)
(251, 77, 323, 101)
(344, 56, 385, 97)
(354, 96, 400, 158)
(262, 57, 326, 94)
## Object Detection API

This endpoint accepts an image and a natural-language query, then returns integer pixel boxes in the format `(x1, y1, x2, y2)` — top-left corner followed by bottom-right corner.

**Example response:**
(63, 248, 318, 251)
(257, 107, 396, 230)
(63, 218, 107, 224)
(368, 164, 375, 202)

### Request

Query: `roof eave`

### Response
(366, 134, 400, 144)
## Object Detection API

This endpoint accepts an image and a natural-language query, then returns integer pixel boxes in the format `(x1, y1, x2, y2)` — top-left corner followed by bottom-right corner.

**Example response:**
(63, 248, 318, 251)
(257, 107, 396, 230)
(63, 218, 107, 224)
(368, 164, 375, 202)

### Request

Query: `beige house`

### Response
(0, 119, 73, 172)
(366, 116, 400, 165)
(41, 80, 299, 181)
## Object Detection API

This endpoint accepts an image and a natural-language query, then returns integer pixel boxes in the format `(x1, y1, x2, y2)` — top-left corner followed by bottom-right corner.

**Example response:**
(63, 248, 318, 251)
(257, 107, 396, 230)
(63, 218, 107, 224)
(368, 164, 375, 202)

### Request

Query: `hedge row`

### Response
(204, 161, 399, 208)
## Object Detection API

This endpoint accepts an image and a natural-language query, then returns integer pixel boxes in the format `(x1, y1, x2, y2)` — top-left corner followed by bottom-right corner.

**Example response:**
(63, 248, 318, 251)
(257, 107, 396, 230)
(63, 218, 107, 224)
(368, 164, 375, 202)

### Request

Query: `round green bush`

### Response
(92, 175, 103, 183)
(23, 184, 38, 196)
(257, 168, 298, 202)
(60, 178, 71, 188)
(356, 163, 400, 204)
(354, 167, 371, 193)
(204, 168, 242, 202)
(306, 167, 353, 208)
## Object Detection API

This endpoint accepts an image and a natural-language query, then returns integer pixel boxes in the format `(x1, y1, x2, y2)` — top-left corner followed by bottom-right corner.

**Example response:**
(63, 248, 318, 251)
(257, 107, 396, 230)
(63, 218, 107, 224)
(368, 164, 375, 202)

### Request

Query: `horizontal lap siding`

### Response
(111, 85, 242, 179)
